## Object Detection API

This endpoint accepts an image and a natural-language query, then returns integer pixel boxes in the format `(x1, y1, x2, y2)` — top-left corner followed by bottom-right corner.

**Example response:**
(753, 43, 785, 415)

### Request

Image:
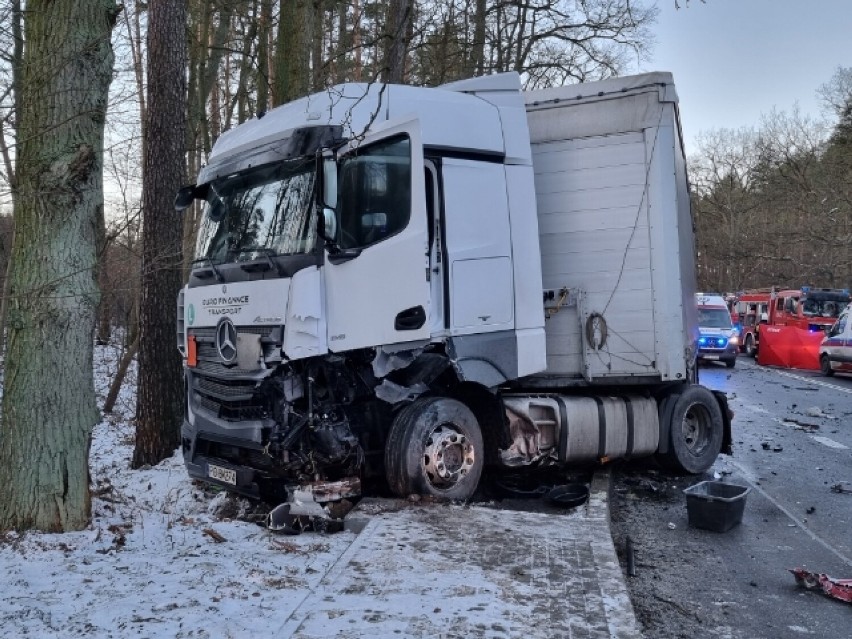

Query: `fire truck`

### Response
(768, 287, 849, 332)
(734, 290, 771, 356)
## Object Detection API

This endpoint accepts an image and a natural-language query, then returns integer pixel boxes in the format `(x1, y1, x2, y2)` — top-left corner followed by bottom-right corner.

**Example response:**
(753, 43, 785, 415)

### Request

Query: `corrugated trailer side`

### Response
(524, 72, 697, 385)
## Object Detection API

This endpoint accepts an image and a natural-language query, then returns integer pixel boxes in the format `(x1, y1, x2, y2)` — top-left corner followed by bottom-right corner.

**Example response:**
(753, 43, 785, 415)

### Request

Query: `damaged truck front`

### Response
(176, 73, 732, 520)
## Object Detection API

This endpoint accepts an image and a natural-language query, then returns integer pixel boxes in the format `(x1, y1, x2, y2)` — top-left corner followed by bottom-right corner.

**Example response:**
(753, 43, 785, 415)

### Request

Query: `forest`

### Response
(0, 0, 849, 532)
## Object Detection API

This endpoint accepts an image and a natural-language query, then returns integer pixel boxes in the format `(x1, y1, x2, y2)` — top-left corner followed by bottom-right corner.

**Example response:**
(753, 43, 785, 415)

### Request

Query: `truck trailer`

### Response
(175, 72, 732, 519)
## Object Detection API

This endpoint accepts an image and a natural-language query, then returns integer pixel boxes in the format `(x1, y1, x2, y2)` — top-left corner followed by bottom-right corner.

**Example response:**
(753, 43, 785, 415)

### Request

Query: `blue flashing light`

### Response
(802, 286, 811, 294)
(698, 335, 728, 348)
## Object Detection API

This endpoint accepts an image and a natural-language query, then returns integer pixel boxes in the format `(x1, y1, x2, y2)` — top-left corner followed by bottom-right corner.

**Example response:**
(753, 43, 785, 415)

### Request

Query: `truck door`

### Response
(325, 118, 430, 352)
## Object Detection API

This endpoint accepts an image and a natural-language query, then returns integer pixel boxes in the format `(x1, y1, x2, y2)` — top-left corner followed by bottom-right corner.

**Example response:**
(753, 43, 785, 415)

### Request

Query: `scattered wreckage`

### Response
(790, 568, 852, 604)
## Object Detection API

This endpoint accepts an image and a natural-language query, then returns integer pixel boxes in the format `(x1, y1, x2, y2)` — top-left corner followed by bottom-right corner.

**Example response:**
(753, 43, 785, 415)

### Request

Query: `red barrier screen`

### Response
(757, 326, 824, 370)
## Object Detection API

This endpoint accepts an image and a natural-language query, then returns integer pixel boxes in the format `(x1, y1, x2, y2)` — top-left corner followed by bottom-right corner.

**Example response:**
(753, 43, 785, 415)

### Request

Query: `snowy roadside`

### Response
(1, 343, 357, 639)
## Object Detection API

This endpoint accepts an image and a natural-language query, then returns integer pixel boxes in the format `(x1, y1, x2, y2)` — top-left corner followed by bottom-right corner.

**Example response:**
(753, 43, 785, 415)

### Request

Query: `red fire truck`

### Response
(768, 287, 849, 331)
(734, 290, 771, 356)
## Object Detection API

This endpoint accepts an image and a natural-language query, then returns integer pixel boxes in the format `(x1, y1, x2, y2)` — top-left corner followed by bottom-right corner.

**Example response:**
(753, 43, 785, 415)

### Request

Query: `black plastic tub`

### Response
(683, 480, 750, 532)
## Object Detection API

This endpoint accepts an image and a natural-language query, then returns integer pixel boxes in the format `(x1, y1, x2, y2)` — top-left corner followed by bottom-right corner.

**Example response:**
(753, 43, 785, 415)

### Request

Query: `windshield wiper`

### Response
(191, 256, 224, 282)
(234, 247, 284, 276)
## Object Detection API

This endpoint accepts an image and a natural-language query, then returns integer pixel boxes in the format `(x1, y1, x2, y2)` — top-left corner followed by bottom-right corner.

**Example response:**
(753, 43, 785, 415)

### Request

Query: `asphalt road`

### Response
(610, 356, 852, 639)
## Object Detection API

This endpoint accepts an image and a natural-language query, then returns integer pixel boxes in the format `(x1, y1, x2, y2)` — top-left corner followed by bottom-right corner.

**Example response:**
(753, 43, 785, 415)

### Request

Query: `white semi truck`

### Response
(175, 71, 732, 515)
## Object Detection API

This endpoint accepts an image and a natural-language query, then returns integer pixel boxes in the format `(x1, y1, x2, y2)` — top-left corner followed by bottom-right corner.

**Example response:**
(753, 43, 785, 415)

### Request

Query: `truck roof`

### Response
(523, 72, 679, 143)
(202, 75, 533, 184)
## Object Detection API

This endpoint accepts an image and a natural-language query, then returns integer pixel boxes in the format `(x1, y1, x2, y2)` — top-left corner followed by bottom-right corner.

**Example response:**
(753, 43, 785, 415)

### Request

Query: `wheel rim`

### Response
(680, 402, 712, 457)
(422, 423, 476, 490)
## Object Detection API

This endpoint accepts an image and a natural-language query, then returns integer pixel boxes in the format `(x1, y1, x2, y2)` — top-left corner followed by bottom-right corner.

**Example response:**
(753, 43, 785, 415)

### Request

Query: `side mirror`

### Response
(175, 183, 208, 212)
(315, 150, 338, 210)
(175, 184, 197, 212)
(320, 207, 337, 241)
(315, 150, 339, 244)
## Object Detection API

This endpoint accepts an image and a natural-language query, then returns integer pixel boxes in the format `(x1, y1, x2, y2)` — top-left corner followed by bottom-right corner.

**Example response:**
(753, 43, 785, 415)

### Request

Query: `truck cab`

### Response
(769, 287, 850, 333)
(174, 72, 731, 512)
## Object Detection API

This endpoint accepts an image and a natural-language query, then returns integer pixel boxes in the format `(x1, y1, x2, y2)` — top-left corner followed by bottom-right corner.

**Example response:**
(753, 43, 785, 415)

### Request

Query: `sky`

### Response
(641, 0, 852, 156)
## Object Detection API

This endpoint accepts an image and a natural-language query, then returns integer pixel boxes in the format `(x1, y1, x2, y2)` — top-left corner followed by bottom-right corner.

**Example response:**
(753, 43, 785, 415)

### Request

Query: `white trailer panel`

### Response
(525, 73, 695, 383)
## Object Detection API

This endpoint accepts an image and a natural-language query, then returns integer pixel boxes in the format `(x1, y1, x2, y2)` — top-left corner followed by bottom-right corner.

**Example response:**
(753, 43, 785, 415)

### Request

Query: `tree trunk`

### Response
(0, 0, 116, 532)
(257, 0, 273, 114)
(133, 0, 187, 468)
(103, 332, 139, 414)
(310, 0, 324, 91)
(471, 0, 486, 76)
(0, 0, 24, 356)
(274, 0, 309, 105)
(384, 0, 411, 83)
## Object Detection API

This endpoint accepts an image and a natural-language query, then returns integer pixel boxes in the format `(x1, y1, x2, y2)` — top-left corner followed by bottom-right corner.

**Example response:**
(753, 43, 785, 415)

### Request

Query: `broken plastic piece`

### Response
(790, 568, 852, 604)
(830, 482, 852, 494)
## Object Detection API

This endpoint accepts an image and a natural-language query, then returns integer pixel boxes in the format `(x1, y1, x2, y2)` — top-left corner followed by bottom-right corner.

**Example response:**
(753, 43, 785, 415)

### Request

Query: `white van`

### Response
(695, 294, 738, 368)
(819, 305, 852, 375)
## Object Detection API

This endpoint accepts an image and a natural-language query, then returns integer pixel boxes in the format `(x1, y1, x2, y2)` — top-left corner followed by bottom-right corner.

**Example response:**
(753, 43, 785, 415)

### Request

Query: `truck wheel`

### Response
(744, 335, 756, 357)
(820, 354, 834, 377)
(385, 397, 484, 501)
(659, 386, 723, 474)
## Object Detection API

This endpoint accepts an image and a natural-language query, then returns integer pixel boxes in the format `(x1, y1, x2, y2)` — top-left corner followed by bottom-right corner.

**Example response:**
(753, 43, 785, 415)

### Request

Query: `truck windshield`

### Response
(697, 308, 732, 329)
(195, 159, 316, 263)
(802, 299, 842, 318)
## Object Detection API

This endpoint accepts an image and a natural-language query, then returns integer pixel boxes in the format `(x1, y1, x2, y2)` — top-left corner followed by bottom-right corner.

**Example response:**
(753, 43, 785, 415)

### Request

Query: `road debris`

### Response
(804, 406, 837, 420)
(626, 536, 637, 577)
(789, 568, 852, 604)
(202, 528, 227, 543)
(830, 482, 852, 495)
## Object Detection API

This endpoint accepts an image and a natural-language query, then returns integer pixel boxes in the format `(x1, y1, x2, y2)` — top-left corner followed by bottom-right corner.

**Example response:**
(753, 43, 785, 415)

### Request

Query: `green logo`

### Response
(187, 304, 195, 326)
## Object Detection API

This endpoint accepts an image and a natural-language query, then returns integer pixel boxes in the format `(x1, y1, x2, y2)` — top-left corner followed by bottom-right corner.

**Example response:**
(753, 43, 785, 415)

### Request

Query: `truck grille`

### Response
(188, 324, 280, 421)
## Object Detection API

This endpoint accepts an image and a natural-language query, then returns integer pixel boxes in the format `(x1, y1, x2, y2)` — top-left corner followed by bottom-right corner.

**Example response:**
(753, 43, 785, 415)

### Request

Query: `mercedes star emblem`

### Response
(215, 318, 238, 364)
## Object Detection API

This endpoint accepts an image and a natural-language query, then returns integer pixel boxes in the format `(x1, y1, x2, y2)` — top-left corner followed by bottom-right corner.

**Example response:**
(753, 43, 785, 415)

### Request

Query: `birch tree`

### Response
(0, 0, 117, 532)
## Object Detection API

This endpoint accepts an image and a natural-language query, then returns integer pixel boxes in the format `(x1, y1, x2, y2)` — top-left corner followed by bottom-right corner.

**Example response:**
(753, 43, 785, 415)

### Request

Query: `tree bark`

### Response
(133, 0, 187, 468)
(384, 0, 412, 83)
(0, 0, 24, 355)
(0, 0, 116, 532)
(274, 0, 310, 105)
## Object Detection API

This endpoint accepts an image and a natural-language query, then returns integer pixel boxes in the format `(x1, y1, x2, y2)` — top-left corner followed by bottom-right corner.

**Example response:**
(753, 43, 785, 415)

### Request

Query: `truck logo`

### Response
(216, 318, 238, 364)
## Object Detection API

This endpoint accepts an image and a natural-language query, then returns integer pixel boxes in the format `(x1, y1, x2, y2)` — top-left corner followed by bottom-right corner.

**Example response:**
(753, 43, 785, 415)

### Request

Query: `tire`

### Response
(659, 386, 724, 474)
(725, 357, 736, 369)
(385, 397, 484, 500)
(820, 354, 834, 377)
(744, 334, 756, 357)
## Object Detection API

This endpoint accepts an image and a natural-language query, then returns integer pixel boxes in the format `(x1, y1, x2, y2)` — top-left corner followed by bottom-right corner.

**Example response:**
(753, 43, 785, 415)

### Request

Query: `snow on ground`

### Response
(1, 342, 356, 639)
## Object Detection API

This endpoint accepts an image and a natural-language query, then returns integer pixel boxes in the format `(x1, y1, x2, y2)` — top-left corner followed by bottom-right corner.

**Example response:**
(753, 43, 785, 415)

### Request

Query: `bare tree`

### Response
(0, 0, 117, 532)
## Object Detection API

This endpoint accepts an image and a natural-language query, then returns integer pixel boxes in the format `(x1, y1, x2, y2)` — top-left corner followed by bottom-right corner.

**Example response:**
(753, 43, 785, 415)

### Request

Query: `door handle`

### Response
(395, 306, 426, 331)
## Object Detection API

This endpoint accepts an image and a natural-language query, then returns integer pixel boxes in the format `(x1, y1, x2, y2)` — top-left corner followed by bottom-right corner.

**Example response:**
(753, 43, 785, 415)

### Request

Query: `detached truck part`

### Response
(175, 72, 732, 508)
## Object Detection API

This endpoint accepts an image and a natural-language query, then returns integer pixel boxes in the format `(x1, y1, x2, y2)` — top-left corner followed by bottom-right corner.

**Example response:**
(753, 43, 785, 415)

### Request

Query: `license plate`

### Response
(208, 463, 236, 485)
(703, 354, 719, 360)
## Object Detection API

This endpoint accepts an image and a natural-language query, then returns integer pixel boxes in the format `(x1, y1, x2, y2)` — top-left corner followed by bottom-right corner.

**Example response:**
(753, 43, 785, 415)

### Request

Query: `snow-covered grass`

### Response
(1, 342, 356, 638)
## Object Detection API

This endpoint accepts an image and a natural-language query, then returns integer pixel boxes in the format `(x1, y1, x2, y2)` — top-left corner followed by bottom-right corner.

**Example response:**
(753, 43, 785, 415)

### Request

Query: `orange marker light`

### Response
(187, 334, 197, 367)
